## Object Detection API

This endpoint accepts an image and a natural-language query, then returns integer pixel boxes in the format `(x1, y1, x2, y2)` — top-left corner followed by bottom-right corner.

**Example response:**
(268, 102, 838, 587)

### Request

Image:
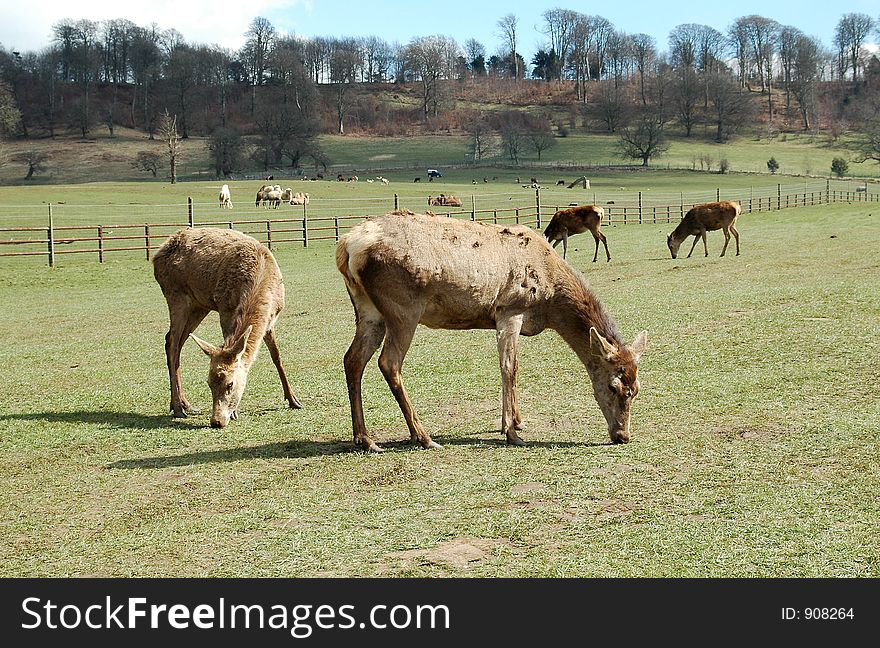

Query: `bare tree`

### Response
(790, 35, 825, 130)
(833, 13, 876, 82)
(157, 110, 181, 184)
(497, 14, 520, 82)
(618, 116, 669, 166)
(132, 150, 161, 177)
(18, 150, 48, 180)
(706, 71, 756, 142)
(404, 35, 460, 121)
(464, 38, 486, 77)
(631, 34, 656, 105)
(466, 116, 497, 161)
(330, 38, 361, 134)
(541, 8, 578, 81)
(242, 17, 277, 114)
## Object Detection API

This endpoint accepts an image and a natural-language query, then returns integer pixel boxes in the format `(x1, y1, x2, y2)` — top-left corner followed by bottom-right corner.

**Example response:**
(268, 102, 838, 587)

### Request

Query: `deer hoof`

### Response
(287, 395, 303, 409)
(365, 442, 385, 453)
(514, 421, 526, 431)
(506, 433, 526, 447)
(171, 408, 188, 419)
(423, 440, 443, 450)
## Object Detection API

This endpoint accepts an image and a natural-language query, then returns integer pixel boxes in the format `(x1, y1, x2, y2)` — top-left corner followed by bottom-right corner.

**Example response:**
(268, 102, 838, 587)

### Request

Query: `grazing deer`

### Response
(336, 210, 647, 452)
(544, 205, 610, 262)
(667, 200, 741, 258)
(153, 228, 303, 428)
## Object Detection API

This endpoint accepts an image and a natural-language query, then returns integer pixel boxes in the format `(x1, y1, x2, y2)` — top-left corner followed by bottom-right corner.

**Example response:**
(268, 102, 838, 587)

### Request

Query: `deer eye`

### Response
(226, 382, 234, 394)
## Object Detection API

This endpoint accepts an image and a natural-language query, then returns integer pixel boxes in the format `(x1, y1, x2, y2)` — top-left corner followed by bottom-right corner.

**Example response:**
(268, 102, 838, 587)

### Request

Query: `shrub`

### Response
(719, 158, 730, 174)
(767, 157, 779, 174)
(831, 157, 849, 178)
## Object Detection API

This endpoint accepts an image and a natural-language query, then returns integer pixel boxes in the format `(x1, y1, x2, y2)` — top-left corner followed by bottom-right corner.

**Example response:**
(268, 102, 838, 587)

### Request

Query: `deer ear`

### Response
(190, 333, 218, 357)
(630, 330, 648, 362)
(589, 327, 618, 362)
(229, 325, 253, 361)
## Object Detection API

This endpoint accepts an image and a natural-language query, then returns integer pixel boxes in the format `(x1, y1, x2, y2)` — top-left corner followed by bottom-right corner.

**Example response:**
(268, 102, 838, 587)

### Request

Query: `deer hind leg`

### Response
(561, 231, 569, 259)
(702, 230, 709, 257)
(377, 309, 440, 450)
(344, 304, 387, 453)
(599, 231, 611, 262)
(686, 234, 700, 258)
(497, 313, 525, 446)
(263, 328, 303, 409)
(165, 298, 209, 417)
(731, 223, 740, 255)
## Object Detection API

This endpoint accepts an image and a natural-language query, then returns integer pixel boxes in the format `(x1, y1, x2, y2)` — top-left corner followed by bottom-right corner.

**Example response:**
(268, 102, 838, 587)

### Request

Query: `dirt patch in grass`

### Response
(382, 536, 516, 572)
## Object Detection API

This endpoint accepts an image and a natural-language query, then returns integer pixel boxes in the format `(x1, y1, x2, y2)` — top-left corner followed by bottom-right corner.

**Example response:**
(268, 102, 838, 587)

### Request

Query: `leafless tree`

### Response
(833, 13, 876, 82)
(790, 34, 826, 130)
(631, 34, 656, 105)
(18, 150, 48, 180)
(330, 38, 362, 134)
(541, 8, 578, 81)
(157, 110, 181, 184)
(132, 150, 161, 177)
(242, 17, 277, 114)
(404, 35, 460, 121)
(497, 14, 520, 82)
(618, 116, 669, 166)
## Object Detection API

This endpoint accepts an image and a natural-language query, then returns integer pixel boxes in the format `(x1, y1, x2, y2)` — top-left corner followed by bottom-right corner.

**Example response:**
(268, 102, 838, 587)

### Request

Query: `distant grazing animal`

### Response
(377, 176, 389, 185)
(530, 177, 538, 184)
(667, 200, 741, 259)
(413, 177, 421, 183)
(152, 228, 302, 427)
(442, 195, 462, 207)
(336, 210, 647, 451)
(557, 180, 565, 186)
(337, 174, 345, 182)
(317, 173, 324, 180)
(366, 179, 375, 183)
(348, 175, 358, 183)
(544, 205, 610, 262)
(256, 186, 283, 208)
(428, 195, 442, 207)
(219, 184, 233, 209)
(472, 179, 478, 184)
(290, 192, 309, 206)
(264, 175, 274, 181)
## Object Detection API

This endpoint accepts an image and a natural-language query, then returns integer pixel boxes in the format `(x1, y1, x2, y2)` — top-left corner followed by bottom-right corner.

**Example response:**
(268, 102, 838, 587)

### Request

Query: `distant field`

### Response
(1, 126, 877, 188)
(0, 200, 878, 577)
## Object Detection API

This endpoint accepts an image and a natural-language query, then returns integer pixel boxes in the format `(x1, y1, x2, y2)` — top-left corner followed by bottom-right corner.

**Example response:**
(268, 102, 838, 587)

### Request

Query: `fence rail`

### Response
(1, 180, 875, 266)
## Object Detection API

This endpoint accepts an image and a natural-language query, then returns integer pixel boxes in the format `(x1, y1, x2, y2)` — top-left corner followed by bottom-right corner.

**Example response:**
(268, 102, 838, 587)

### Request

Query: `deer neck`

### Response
(548, 273, 623, 372)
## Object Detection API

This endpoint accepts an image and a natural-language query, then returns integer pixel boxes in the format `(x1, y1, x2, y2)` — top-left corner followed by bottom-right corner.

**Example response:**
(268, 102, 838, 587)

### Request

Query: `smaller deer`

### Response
(153, 228, 303, 428)
(543, 205, 610, 262)
(667, 200, 741, 259)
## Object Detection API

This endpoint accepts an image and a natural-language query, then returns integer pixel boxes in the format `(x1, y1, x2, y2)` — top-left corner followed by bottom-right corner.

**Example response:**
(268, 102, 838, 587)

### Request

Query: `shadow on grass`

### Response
(0, 410, 195, 430)
(107, 439, 352, 469)
(107, 432, 610, 470)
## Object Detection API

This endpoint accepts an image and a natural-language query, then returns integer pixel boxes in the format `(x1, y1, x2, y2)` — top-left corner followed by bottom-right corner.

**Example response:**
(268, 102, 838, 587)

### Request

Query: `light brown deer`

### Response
(543, 204, 610, 262)
(153, 227, 303, 428)
(336, 210, 647, 452)
(667, 200, 741, 258)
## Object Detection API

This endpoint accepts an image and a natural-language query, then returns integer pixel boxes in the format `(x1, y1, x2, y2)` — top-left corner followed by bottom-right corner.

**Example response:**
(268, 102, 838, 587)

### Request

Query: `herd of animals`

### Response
(156, 183, 742, 451)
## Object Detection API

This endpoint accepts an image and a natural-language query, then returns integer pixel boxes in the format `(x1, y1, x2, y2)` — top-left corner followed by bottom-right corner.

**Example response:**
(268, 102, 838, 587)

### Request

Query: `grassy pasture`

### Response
(0, 196, 878, 577)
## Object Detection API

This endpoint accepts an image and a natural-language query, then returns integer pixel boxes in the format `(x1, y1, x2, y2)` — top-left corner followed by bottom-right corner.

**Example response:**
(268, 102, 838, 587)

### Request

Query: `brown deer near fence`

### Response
(667, 200, 741, 258)
(543, 204, 610, 262)
(152, 227, 303, 427)
(336, 210, 647, 452)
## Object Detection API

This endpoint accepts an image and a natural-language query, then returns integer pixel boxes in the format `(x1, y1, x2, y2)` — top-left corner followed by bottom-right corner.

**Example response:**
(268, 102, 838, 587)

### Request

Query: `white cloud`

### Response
(0, 0, 307, 53)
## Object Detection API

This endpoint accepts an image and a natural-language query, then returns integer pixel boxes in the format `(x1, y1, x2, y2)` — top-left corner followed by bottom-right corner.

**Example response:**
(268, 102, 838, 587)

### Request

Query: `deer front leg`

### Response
(561, 231, 569, 260)
(264, 328, 303, 409)
(720, 227, 731, 257)
(497, 313, 525, 446)
(701, 230, 709, 257)
(731, 224, 740, 255)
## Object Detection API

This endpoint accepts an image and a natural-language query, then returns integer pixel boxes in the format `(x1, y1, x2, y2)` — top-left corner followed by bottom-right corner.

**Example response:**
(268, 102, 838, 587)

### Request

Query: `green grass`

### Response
(0, 194, 877, 577)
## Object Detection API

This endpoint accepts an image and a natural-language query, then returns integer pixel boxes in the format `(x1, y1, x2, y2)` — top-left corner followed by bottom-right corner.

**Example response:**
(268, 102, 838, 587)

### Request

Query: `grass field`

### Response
(1, 195, 877, 577)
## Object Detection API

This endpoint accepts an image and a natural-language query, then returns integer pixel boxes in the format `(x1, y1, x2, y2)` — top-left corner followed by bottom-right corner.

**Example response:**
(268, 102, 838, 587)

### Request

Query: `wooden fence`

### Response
(0, 180, 875, 266)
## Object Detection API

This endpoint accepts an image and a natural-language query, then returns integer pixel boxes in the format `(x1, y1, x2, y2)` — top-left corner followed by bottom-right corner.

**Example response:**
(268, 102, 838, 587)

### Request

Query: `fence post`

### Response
(394, 193, 399, 210)
(638, 191, 643, 224)
(716, 187, 720, 202)
(535, 188, 541, 229)
(334, 216, 340, 241)
(47, 205, 54, 267)
(826, 179, 830, 204)
(680, 192, 684, 220)
(471, 195, 476, 221)
(266, 220, 272, 250)
(302, 202, 308, 248)
(749, 187, 753, 213)
(98, 226, 104, 263)
(187, 197, 194, 227)
(777, 184, 781, 210)
(145, 225, 151, 261)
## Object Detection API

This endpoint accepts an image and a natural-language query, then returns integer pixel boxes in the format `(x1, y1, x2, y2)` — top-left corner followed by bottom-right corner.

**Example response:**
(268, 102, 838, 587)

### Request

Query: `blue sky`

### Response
(2, 0, 879, 57)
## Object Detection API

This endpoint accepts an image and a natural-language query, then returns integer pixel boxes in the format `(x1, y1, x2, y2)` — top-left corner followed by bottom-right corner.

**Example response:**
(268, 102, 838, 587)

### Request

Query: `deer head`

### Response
(667, 233, 682, 259)
(588, 327, 647, 444)
(190, 325, 253, 428)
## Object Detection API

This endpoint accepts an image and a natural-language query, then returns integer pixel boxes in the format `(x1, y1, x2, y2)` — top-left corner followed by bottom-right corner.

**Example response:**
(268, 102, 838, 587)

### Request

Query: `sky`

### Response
(1, 0, 879, 59)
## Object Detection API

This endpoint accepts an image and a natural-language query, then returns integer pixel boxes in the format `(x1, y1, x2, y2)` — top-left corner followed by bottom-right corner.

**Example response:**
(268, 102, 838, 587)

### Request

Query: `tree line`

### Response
(0, 10, 878, 176)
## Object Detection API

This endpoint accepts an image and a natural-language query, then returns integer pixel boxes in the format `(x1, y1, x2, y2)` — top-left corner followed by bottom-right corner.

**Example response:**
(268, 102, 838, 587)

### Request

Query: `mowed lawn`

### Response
(0, 200, 878, 577)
